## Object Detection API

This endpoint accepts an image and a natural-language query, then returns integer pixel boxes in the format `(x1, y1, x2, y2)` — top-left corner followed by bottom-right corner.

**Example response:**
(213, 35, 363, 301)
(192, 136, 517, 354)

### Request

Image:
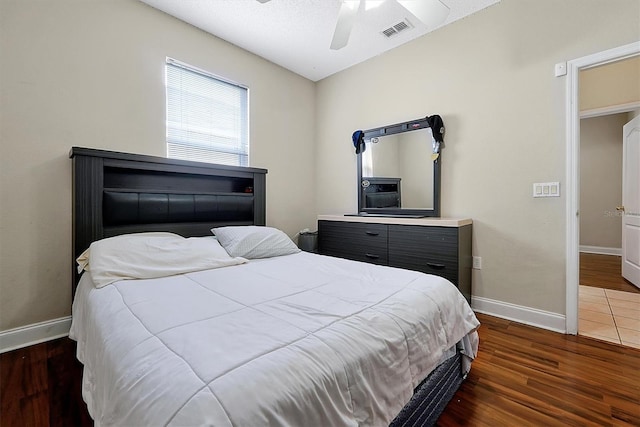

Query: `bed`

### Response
(69, 147, 480, 427)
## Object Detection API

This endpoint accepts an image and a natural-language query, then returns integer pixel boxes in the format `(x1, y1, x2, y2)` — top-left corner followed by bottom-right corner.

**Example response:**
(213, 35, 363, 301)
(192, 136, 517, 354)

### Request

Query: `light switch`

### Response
(533, 182, 560, 198)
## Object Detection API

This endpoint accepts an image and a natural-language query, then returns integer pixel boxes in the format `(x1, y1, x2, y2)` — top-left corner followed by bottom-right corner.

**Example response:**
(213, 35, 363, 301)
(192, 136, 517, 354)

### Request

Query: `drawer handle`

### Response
(426, 262, 446, 270)
(365, 231, 379, 236)
(365, 253, 380, 259)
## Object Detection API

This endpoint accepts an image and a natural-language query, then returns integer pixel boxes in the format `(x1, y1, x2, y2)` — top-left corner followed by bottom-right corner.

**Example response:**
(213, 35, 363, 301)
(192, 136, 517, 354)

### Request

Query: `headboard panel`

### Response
(102, 191, 255, 226)
(70, 147, 267, 291)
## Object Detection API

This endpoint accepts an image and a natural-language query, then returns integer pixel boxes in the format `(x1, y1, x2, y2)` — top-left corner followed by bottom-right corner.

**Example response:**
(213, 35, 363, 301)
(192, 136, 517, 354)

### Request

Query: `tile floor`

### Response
(579, 285, 640, 349)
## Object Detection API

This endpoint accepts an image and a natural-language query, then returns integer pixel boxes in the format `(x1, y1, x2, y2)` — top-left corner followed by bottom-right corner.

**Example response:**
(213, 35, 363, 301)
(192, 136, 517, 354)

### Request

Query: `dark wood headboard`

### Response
(70, 147, 267, 290)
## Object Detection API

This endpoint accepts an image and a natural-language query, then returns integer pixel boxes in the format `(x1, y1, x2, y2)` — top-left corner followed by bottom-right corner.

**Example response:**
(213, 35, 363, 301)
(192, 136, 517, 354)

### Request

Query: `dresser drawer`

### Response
(317, 218, 471, 304)
(318, 221, 388, 265)
(388, 225, 459, 283)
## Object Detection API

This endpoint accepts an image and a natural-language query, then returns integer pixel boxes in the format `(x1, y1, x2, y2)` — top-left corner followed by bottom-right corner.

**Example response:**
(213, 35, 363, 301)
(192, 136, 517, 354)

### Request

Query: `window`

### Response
(165, 58, 249, 166)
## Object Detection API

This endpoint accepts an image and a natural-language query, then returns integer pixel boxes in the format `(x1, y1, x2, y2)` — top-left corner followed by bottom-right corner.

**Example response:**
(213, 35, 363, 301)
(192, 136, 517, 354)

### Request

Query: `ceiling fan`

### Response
(256, 0, 450, 50)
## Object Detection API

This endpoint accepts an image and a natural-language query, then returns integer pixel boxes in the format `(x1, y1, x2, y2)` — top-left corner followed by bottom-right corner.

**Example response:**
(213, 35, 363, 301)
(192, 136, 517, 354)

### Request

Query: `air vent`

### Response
(381, 19, 413, 38)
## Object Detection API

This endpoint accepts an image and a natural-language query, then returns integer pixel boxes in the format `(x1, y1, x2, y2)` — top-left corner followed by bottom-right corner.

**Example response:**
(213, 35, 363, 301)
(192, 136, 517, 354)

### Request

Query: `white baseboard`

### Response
(0, 316, 72, 354)
(472, 296, 566, 333)
(579, 245, 622, 256)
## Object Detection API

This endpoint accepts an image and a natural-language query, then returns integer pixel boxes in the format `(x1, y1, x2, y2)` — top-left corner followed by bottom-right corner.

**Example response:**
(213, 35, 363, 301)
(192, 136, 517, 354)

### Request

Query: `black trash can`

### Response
(298, 231, 318, 253)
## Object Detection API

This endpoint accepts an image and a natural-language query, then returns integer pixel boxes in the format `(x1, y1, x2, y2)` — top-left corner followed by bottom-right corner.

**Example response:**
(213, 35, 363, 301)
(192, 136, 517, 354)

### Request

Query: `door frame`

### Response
(565, 41, 640, 335)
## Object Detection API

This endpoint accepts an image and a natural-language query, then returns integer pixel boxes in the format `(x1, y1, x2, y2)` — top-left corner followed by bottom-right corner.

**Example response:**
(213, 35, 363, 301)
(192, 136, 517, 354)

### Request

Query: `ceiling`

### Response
(140, 0, 500, 82)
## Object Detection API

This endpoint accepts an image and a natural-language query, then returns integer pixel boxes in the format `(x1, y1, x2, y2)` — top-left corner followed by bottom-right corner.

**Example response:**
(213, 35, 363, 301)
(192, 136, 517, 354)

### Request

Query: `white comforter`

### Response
(70, 251, 479, 427)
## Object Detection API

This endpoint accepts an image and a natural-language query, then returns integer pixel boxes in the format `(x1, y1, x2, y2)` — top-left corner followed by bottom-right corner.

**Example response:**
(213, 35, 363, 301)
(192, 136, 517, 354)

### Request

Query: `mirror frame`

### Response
(357, 116, 441, 217)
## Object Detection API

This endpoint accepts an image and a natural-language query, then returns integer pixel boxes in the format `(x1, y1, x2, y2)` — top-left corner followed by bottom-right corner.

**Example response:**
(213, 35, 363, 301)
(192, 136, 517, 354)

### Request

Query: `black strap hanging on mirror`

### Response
(426, 115, 445, 143)
(352, 130, 365, 154)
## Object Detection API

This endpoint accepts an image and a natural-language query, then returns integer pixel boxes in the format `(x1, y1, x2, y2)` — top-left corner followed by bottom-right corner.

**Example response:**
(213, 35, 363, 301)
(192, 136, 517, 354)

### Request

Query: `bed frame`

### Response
(70, 147, 267, 292)
(69, 146, 464, 426)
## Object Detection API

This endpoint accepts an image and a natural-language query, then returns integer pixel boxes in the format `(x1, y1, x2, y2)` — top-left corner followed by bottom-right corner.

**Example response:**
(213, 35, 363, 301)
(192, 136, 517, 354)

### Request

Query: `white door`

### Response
(622, 115, 640, 288)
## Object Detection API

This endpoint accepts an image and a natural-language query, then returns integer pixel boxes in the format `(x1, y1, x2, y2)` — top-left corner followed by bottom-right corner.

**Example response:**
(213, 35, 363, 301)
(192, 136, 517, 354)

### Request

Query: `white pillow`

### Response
(77, 232, 247, 288)
(211, 226, 300, 259)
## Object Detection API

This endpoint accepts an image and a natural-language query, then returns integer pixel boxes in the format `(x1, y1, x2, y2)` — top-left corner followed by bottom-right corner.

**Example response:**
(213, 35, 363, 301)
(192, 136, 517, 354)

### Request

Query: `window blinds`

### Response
(166, 59, 249, 166)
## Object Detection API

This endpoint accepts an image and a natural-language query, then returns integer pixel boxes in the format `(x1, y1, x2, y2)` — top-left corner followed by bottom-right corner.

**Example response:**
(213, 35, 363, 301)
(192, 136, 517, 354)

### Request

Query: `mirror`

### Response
(356, 116, 442, 217)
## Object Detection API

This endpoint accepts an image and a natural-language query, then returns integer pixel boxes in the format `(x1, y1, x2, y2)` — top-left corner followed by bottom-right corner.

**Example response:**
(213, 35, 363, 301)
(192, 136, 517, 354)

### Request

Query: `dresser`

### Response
(317, 215, 472, 304)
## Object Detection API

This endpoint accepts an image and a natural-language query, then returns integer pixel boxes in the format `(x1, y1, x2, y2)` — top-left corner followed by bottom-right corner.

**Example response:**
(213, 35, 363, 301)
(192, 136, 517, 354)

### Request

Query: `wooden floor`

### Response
(0, 338, 92, 427)
(438, 314, 640, 426)
(580, 252, 640, 294)
(2, 314, 639, 426)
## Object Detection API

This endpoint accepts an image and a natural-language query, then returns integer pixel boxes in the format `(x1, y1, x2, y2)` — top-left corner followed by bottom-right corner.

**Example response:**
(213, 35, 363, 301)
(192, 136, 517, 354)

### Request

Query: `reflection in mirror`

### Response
(355, 115, 443, 217)
(362, 128, 434, 209)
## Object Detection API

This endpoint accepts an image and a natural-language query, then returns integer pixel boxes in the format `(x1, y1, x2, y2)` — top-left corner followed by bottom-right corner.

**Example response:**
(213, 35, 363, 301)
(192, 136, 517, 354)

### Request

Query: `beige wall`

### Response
(580, 114, 627, 249)
(580, 56, 640, 111)
(0, 0, 316, 331)
(397, 131, 434, 209)
(316, 0, 640, 314)
(578, 56, 640, 250)
(370, 135, 401, 177)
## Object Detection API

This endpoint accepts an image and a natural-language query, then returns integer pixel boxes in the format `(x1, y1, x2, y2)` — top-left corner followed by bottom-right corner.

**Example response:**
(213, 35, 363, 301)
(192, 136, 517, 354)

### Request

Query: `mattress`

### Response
(70, 251, 479, 426)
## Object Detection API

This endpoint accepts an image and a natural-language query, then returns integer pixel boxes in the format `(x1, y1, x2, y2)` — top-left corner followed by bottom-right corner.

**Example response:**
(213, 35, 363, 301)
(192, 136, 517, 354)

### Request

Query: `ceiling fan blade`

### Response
(330, 0, 361, 50)
(397, 0, 450, 29)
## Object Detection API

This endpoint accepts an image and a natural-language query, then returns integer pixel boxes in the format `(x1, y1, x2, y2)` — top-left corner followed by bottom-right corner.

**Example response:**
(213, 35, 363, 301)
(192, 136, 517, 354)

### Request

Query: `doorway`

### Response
(579, 110, 640, 348)
(565, 41, 640, 339)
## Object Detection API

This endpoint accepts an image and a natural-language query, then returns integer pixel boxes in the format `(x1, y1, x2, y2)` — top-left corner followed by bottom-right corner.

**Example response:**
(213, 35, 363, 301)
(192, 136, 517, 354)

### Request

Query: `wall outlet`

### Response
(472, 256, 482, 270)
